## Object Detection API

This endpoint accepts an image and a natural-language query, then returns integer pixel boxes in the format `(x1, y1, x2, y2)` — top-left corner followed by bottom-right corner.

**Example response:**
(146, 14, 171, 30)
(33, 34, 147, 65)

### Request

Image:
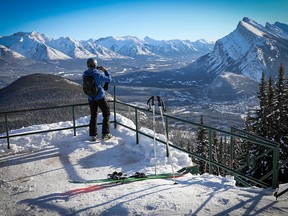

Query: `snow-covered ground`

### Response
(0, 113, 287, 215)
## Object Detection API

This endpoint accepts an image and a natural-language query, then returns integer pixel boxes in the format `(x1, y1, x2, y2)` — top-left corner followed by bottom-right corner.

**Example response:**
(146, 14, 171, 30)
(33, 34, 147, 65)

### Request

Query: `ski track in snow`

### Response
(0, 114, 287, 215)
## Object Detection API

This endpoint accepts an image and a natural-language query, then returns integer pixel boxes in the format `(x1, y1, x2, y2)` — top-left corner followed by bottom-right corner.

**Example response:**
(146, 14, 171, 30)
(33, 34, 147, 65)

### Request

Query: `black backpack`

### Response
(83, 75, 98, 96)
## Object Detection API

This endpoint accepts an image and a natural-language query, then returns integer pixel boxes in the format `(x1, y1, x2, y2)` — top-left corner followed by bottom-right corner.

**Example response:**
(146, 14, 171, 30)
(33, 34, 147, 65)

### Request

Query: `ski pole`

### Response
(156, 96, 177, 184)
(147, 96, 157, 175)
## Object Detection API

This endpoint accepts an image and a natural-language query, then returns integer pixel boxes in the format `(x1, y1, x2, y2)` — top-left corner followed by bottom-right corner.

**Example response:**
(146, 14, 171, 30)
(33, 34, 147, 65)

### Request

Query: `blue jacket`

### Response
(83, 69, 112, 101)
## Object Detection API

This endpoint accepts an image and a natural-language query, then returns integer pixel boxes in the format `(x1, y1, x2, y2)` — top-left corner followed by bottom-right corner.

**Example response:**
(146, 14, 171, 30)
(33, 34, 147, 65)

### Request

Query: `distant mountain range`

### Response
(0, 17, 287, 102)
(1, 17, 287, 86)
(112, 17, 288, 101)
(0, 32, 214, 62)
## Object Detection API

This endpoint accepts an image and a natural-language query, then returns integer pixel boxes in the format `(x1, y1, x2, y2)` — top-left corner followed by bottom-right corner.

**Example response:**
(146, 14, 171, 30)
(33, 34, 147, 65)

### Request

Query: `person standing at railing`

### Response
(83, 58, 112, 141)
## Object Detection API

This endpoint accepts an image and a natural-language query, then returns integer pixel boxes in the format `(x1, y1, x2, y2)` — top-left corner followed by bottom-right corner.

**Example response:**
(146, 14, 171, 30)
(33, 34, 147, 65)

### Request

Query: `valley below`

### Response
(0, 57, 259, 131)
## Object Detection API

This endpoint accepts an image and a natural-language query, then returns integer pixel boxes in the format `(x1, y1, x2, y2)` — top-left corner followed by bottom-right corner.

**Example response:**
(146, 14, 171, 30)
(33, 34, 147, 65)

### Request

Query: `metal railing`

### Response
(0, 86, 280, 189)
(114, 99, 280, 189)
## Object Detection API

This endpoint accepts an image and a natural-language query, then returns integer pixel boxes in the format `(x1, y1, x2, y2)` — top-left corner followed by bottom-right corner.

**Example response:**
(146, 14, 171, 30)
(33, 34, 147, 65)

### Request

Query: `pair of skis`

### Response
(147, 96, 176, 182)
(69, 166, 195, 184)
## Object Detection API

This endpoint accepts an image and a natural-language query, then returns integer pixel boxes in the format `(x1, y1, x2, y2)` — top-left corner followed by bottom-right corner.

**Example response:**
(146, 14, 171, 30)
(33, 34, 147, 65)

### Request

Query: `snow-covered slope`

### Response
(0, 114, 287, 215)
(96, 36, 213, 58)
(96, 36, 155, 57)
(46, 37, 95, 59)
(206, 72, 259, 100)
(184, 17, 288, 83)
(144, 36, 214, 56)
(0, 45, 26, 60)
(81, 39, 130, 59)
(0, 45, 34, 66)
(0, 32, 71, 61)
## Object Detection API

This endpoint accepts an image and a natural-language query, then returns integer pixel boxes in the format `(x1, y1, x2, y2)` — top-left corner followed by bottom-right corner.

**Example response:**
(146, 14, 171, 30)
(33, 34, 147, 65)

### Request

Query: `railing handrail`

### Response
(115, 100, 279, 149)
(0, 100, 279, 149)
(0, 102, 89, 115)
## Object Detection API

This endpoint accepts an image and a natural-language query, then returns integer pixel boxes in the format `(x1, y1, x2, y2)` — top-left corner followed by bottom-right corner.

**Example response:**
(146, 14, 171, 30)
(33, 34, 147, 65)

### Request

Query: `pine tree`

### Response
(245, 65, 288, 184)
(195, 115, 208, 174)
(266, 76, 275, 139)
(218, 136, 225, 175)
(244, 111, 254, 133)
(224, 136, 231, 173)
(283, 66, 288, 147)
(274, 64, 286, 143)
(274, 64, 288, 183)
(212, 131, 220, 175)
(245, 73, 273, 182)
(255, 72, 269, 138)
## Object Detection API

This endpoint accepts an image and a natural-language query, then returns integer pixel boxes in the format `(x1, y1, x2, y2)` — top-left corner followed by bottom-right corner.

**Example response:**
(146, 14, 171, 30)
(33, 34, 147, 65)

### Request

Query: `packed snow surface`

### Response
(0, 113, 287, 215)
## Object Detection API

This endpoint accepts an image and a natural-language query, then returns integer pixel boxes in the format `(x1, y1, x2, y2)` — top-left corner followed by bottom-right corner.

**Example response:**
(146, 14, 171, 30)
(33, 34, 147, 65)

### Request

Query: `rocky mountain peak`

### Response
(185, 17, 288, 83)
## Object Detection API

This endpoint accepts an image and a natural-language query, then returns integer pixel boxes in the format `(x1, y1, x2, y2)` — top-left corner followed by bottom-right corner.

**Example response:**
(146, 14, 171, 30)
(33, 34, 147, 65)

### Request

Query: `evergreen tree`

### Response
(241, 112, 255, 173)
(255, 72, 269, 138)
(245, 64, 288, 184)
(283, 66, 288, 148)
(266, 76, 275, 139)
(212, 131, 220, 175)
(195, 115, 208, 174)
(218, 136, 225, 175)
(218, 136, 230, 176)
(274, 63, 286, 143)
(244, 111, 254, 133)
(245, 73, 273, 182)
(274, 64, 288, 183)
(223, 136, 230, 168)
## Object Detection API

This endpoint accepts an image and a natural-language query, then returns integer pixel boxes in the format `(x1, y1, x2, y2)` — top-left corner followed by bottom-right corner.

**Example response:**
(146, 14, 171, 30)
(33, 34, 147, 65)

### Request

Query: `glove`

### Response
(103, 83, 109, 91)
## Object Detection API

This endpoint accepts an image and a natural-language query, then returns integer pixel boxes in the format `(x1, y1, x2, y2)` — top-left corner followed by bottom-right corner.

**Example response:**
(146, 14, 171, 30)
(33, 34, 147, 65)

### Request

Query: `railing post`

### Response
(165, 115, 169, 142)
(113, 85, 117, 129)
(5, 113, 10, 149)
(208, 129, 212, 174)
(72, 106, 76, 136)
(230, 128, 235, 168)
(135, 107, 139, 144)
(272, 146, 279, 188)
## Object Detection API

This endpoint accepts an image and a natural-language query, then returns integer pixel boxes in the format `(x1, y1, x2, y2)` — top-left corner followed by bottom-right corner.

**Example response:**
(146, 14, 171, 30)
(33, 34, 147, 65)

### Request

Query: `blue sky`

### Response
(1, 0, 287, 42)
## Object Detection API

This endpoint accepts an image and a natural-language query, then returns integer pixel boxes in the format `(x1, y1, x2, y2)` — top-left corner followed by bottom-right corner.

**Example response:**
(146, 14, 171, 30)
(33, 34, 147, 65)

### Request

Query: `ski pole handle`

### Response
(147, 96, 155, 111)
(156, 96, 167, 111)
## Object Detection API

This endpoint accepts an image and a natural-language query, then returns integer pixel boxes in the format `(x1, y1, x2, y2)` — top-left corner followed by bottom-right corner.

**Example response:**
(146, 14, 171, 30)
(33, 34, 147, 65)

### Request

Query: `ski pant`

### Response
(88, 98, 110, 136)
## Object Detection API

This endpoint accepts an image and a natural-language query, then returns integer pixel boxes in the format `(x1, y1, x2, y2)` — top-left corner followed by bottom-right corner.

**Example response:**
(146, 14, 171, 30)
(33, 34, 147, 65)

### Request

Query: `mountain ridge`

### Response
(0, 32, 214, 61)
(182, 17, 288, 83)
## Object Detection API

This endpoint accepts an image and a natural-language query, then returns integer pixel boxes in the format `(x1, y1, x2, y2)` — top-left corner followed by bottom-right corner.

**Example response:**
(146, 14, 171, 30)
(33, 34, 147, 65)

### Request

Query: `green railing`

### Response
(114, 100, 280, 189)
(0, 86, 280, 189)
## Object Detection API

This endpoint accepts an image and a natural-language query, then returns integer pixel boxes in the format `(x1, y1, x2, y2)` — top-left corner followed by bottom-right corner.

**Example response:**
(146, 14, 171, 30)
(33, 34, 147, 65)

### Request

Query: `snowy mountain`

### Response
(0, 45, 34, 66)
(95, 36, 214, 58)
(144, 36, 214, 57)
(81, 39, 129, 59)
(0, 32, 71, 61)
(0, 32, 213, 62)
(0, 45, 26, 60)
(183, 17, 288, 83)
(46, 36, 95, 59)
(95, 36, 155, 57)
(206, 72, 259, 100)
